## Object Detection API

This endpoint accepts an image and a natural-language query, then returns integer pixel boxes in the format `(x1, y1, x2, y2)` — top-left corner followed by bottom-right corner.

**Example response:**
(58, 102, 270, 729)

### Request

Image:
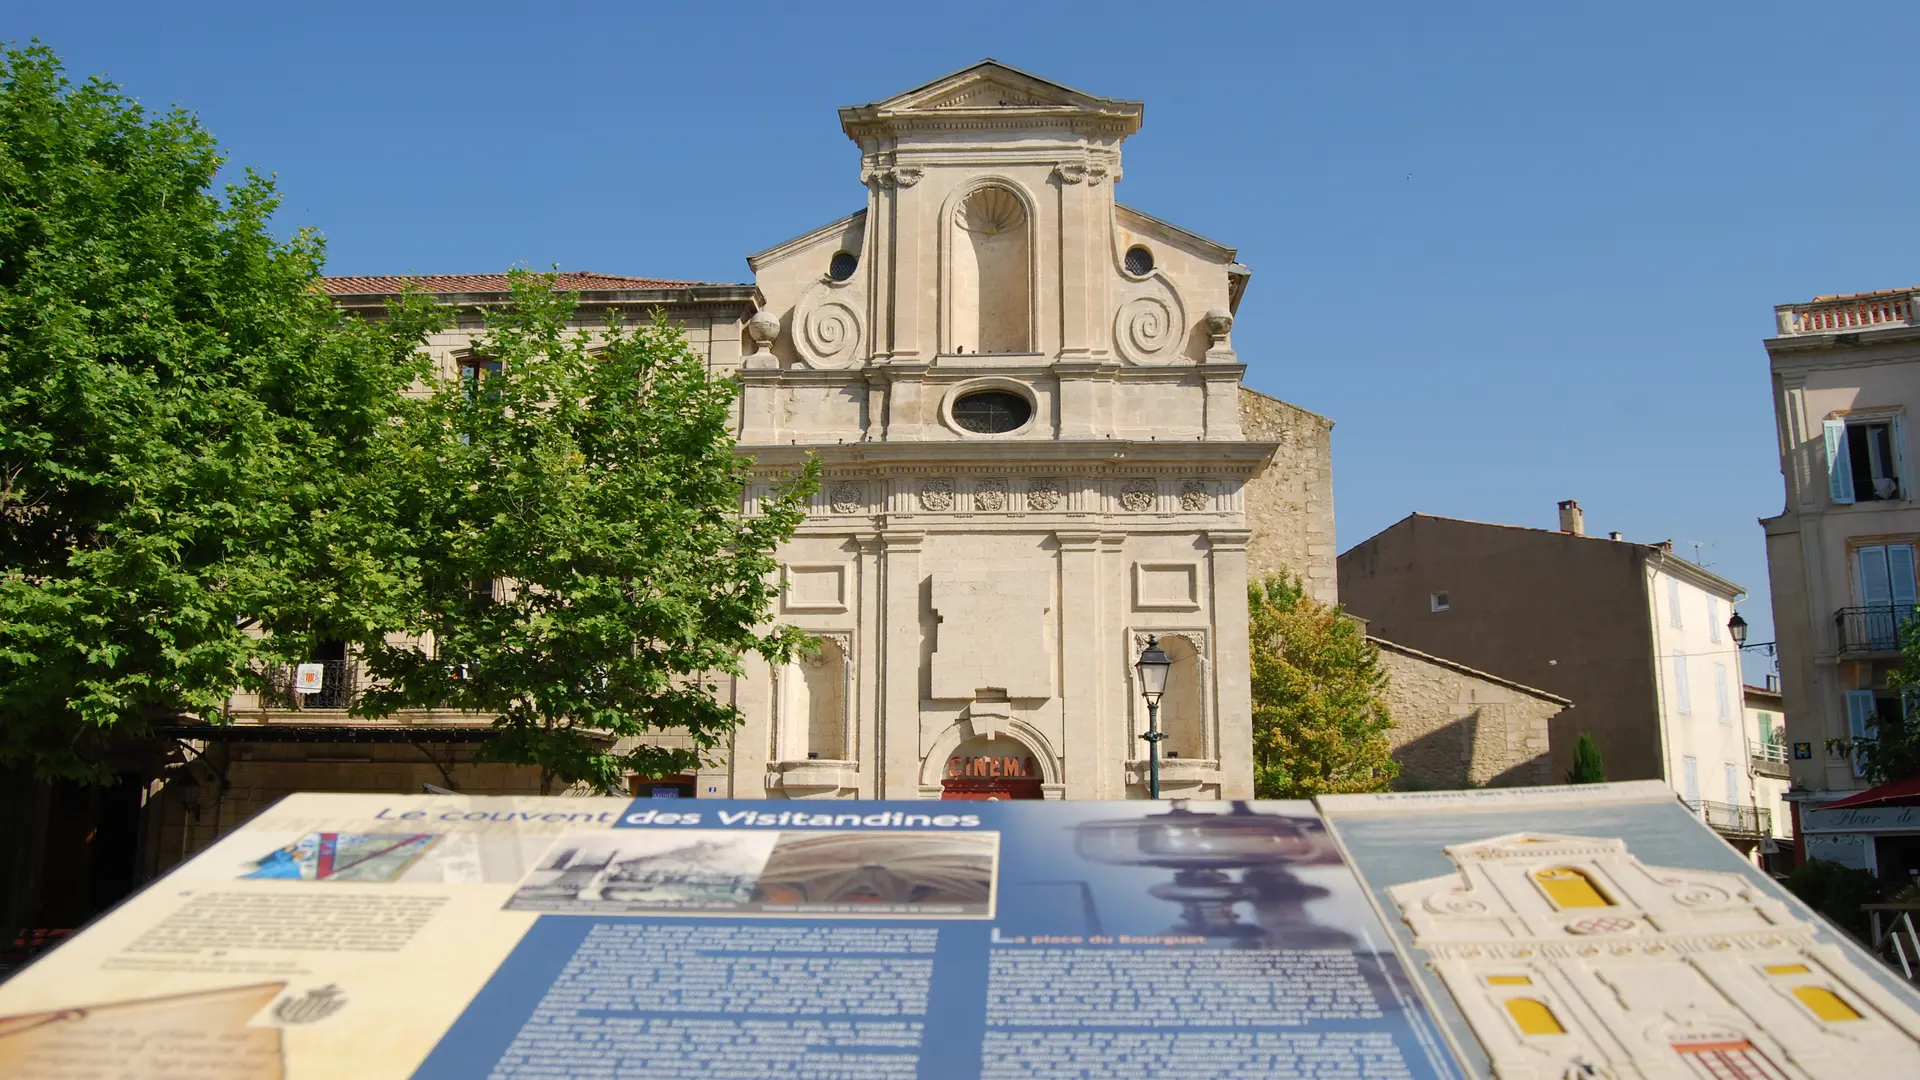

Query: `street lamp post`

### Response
(1728, 612, 1748, 648)
(1135, 636, 1172, 799)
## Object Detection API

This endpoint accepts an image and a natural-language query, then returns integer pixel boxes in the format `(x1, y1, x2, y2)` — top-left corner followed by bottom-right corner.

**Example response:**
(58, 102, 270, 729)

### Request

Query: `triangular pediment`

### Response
(841, 61, 1142, 139)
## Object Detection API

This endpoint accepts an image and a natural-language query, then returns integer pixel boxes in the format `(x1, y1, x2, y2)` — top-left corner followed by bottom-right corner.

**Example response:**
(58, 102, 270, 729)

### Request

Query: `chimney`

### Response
(1608, 531, 1623, 541)
(1557, 500, 1584, 536)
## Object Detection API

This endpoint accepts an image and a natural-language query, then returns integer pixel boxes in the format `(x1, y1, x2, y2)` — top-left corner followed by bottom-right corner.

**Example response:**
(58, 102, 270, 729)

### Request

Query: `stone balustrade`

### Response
(1775, 290, 1918, 336)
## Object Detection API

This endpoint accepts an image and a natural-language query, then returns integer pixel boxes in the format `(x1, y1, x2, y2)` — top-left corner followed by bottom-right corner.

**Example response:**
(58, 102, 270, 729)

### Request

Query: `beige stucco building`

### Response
(1761, 287, 1920, 876)
(1339, 505, 1774, 851)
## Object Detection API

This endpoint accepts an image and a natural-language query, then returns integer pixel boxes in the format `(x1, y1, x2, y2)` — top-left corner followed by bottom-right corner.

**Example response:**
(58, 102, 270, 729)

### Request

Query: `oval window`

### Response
(1124, 245, 1155, 276)
(829, 251, 858, 281)
(952, 390, 1032, 434)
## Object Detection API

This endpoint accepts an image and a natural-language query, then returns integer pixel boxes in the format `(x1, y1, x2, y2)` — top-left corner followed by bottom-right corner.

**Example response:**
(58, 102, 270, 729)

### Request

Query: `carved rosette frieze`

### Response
(1026, 478, 1062, 511)
(917, 478, 955, 512)
(1132, 630, 1207, 661)
(1178, 479, 1210, 512)
(1118, 480, 1156, 512)
(973, 477, 1008, 511)
(828, 482, 864, 515)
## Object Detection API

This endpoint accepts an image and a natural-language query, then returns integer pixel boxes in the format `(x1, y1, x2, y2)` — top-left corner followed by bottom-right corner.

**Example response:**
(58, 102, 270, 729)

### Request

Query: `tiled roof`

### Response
(319, 272, 727, 296)
(1810, 285, 1920, 302)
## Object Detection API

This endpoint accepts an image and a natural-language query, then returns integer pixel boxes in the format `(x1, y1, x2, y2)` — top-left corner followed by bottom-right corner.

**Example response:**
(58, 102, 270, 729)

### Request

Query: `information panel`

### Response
(3, 783, 1917, 1078)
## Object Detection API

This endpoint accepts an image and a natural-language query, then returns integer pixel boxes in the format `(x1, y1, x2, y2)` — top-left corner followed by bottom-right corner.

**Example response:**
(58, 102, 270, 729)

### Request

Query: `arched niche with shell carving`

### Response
(947, 183, 1035, 355)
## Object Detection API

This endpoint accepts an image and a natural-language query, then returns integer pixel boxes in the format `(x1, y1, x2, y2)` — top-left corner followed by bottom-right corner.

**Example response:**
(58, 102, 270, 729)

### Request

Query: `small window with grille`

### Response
(952, 390, 1032, 434)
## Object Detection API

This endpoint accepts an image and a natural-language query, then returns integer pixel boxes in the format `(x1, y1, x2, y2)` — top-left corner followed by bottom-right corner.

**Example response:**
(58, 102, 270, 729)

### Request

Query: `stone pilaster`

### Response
(1207, 529, 1255, 798)
(879, 530, 924, 797)
(1056, 530, 1105, 796)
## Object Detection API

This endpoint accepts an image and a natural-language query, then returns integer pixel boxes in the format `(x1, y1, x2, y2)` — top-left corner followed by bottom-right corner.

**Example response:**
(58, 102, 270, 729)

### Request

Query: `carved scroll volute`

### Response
(792, 276, 865, 370)
(1113, 276, 1188, 366)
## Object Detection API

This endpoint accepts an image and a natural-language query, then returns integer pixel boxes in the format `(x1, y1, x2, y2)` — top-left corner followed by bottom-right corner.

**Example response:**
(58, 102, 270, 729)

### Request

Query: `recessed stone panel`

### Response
(1133, 562, 1201, 611)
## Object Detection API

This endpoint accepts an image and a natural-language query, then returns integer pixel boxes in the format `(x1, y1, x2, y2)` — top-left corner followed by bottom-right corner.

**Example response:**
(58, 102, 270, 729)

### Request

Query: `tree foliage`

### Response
(1783, 857, 1882, 941)
(1566, 731, 1606, 784)
(352, 275, 818, 792)
(1248, 572, 1397, 797)
(1828, 617, 1920, 784)
(0, 44, 432, 779)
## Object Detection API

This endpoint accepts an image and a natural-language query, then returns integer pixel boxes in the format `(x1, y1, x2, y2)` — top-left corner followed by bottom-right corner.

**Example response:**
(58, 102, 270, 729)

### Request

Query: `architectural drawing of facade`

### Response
(1387, 832, 1920, 1079)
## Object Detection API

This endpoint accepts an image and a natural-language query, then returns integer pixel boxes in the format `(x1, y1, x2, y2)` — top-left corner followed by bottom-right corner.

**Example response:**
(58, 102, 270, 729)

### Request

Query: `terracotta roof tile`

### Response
(1810, 285, 1920, 302)
(319, 272, 731, 296)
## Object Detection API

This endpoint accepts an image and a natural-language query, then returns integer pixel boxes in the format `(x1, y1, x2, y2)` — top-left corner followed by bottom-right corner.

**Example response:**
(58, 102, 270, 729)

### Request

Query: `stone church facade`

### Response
(724, 62, 1280, 802)
(213, 63, 1337, 822)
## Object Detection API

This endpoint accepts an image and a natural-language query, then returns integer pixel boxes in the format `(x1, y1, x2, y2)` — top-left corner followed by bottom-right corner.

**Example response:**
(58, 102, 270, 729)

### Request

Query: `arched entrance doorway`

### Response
(939, 734, 1044, 800)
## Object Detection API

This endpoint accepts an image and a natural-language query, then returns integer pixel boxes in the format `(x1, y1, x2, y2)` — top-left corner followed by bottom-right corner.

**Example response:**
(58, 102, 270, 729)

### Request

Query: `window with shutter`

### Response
(1846, 690, 1877, 778)
(1682, 756, 1700, 804)
(1708, 597, 1721, 642)
(1668, 577, 1683, 627)
(1825, 419, 1856, 504)
(1724, 762, 1738, 802)
(1714, 664, 1730, 724)
(1846, 418, 1902, 501)
(1674, 651, 1692, 715)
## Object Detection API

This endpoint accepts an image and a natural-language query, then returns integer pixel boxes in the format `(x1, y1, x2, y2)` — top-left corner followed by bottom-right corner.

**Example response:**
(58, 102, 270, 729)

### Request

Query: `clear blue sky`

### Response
(19, 2, 1920, 677)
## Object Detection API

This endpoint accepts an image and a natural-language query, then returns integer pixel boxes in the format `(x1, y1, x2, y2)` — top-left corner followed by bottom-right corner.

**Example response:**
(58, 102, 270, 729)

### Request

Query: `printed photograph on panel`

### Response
(505, 830, 781, 913)
(995, 800, 1370, 948)
(748, 831, 998, 916)
(241, 833, 439, 883)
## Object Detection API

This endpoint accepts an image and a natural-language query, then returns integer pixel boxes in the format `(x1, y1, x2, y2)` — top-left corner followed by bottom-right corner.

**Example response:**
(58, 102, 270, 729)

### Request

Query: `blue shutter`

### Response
(1846, 690, 1877, 778)
(1895, 415, 1912, 500)
(1826, 419, 1855, 504)
(1890, 544, 1917, 609)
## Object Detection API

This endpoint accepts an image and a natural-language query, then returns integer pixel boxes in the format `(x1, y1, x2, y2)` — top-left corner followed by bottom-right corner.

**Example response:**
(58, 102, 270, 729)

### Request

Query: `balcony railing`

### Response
(261, 660, 361, 710)
(1777, 290, 1918, 336)
(1753, 743, 1789, 765)
(1690, 800, 1771, 839)
(1835, 605, 1919, 656)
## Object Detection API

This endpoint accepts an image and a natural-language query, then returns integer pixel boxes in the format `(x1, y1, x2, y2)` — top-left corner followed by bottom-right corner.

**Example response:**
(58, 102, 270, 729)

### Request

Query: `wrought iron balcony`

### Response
(1690, 800, 1771, 839)
(261, 660, 361, 710)
(1834, 605, 1919, 656)
(1753, 743, 1789, 765)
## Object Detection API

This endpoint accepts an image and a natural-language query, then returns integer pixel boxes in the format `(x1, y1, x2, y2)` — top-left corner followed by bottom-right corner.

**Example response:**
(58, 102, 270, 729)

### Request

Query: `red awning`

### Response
(1822, 775, 1920, 810)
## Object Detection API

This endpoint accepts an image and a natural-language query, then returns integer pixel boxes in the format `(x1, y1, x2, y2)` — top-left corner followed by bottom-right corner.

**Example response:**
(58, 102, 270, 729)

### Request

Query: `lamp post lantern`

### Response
(1728, 612, 1748, 647)
(1135, 636, 1172, 799)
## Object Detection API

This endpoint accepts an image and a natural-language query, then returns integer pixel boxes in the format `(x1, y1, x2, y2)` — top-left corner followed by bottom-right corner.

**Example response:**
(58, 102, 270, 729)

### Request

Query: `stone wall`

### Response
(1374, 638, 1562, 789)
(1240, 387, 1337, 603)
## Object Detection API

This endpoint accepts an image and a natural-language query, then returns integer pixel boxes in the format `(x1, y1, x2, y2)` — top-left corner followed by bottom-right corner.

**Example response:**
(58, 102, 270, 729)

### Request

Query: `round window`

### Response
(952, 389, 1033, 434)
(829, 251, 858, 282)
(1124, 245, 1154, 276)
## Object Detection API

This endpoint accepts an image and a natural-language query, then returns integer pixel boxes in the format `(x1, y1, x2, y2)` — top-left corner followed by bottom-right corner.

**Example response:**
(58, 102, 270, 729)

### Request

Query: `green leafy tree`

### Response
(1783, 858, 1882, 941)
(1248, 572, 1397, 797)
(354, 274, 818, 793)
(0, 44, 433, 779)
(1827, 618, 1920, 783)
(1565, 731, 1607, 783)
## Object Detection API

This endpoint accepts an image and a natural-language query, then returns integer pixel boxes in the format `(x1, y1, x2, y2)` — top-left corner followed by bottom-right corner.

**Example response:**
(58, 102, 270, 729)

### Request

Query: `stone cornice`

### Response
(741, 440, 1280, 472)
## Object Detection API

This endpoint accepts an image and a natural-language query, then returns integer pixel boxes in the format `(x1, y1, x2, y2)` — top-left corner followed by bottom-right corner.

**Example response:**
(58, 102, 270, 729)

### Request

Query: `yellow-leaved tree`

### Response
(1249, 573, 1398, 797)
